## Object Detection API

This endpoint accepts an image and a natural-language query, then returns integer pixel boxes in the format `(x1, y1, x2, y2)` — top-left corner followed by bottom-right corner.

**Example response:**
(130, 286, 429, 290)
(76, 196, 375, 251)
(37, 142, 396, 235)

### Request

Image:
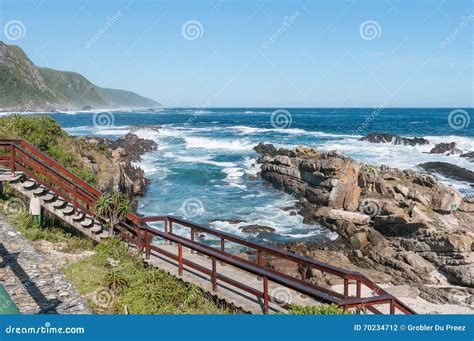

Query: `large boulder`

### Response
(328, 209, 371, 225)
(418, 162, 474, 184)
(360, 133, 429, 146)
(429, 142, 462, 155)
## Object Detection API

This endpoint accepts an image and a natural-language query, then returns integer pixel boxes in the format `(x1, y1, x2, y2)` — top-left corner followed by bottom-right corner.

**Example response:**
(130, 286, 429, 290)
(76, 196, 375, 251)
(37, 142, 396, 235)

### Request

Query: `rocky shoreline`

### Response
(254, 142, 473, 308)
(73, 128, 159, 206)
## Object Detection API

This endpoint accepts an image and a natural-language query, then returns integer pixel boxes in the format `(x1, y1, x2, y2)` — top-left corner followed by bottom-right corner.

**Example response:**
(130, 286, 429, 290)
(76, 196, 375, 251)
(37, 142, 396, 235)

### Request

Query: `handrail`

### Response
(0, 139, 416, 314)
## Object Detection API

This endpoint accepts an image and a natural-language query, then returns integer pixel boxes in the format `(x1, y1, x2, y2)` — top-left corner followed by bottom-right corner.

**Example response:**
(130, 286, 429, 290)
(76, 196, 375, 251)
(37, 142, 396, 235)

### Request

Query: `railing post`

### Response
(73, 185, 78, 209)
(263, 276, 269, 314)
(343, 277, 349, 298)
(390, 299, 395, 314)
(9, 145, 15, 176)
(220, 237, 225, 253)
(356, 280, 361, 314)
(211, 257, 217, 292)
(178, 242, 183, 275)
(145, 229, 150, 260)
(169, 220, 173, 245)
(164, 219, 170, 245)
(191, 227, 195, 254)
(257, 249, 263, 281)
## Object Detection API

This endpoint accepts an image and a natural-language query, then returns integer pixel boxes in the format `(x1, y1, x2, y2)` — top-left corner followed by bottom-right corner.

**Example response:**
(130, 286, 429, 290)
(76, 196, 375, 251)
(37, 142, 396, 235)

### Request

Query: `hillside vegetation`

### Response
(0, 41, 160, 111)
(0, 115, 96, 183)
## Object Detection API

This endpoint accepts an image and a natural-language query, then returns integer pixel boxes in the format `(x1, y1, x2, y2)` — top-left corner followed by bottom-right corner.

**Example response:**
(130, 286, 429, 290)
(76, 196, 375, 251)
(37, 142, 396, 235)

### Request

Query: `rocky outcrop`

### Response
(239, 225, 275, 234)
(418, 162, 474, 184)
(461, 151, 474, 162)
(255, 143, 474, 288)
(75, 130, 158, 205)
(360, 133, 429, 146)
(429, 142, 462, 155)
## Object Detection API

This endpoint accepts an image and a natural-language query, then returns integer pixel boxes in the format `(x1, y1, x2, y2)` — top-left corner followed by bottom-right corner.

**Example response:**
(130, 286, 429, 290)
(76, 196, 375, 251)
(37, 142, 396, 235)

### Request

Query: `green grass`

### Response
(64, 238, 236, 314)
(286, 304, 350, 315)
(2, 198, 95, 253)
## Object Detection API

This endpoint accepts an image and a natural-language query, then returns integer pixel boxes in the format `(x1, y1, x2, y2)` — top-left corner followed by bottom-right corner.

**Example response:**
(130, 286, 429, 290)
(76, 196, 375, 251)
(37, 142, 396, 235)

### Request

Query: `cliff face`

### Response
(0, 41, 160, 111)
(255, 143, 474, 288)
(74, 132, 158, 206)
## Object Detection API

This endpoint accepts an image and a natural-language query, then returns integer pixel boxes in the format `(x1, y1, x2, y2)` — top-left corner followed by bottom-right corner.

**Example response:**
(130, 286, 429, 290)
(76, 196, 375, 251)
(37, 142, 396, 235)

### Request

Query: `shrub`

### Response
(286, 304, 350, 315)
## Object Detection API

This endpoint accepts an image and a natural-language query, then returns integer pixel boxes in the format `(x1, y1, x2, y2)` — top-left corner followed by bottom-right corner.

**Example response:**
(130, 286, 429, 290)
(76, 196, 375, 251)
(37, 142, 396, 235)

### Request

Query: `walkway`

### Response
(0, 216, 89, 314)
(145, 243, 321, 314)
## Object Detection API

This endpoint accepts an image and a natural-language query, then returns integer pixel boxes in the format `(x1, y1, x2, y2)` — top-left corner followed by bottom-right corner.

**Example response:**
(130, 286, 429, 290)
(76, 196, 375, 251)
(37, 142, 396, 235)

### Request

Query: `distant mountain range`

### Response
(0, 41, 160, 112)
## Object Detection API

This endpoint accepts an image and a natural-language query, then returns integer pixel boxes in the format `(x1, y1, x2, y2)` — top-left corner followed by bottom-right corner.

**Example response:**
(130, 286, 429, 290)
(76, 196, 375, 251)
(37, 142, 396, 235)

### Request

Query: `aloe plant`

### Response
(94, 191, 132, 237)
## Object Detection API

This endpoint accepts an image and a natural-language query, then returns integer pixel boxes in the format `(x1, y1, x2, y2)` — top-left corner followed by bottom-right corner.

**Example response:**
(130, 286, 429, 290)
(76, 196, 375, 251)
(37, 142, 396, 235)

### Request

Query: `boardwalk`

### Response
(145, 243, 321, 314)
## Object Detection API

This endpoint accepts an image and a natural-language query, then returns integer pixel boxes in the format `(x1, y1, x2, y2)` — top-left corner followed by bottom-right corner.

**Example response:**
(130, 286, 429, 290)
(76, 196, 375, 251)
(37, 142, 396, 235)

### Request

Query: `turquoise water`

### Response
(13, 108, 473, 246)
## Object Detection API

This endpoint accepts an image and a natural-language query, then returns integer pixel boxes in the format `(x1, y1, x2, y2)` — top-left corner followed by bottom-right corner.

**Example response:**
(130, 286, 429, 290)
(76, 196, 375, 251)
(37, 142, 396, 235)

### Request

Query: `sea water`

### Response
(28, 108, 474, 246)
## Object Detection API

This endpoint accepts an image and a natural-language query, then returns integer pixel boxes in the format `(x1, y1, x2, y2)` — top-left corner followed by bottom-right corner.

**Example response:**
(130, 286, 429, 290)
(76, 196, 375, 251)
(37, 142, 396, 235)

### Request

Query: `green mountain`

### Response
(0, 41, 160, 111)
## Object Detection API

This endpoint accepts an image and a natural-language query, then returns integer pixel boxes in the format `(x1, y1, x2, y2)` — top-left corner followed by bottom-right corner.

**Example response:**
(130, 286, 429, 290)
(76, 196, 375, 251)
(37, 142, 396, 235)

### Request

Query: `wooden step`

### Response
(72, 212, 85, 222)
(81, 218, 94, 228)
(32, 186, 47, 196)
(42, 193, 56, 202)
(22, 180, 36, 190)
(62, 205, 75, 215)
(53, 200, 67, 209)
(91, 223, 103, 233)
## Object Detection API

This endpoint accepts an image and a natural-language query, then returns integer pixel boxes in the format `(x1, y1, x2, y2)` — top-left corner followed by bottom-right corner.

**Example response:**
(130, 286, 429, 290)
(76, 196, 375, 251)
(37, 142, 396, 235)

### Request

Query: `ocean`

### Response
(17, 107, 474, 246)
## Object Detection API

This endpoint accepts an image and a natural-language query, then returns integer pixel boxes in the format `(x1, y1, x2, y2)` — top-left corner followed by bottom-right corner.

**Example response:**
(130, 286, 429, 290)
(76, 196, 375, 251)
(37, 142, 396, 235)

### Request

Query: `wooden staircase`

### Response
(0, 169, 108, 242)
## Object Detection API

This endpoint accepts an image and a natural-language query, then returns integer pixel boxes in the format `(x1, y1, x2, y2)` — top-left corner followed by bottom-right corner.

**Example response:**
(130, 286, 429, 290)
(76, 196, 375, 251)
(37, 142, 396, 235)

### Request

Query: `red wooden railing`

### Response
(0, 139, 415, 314)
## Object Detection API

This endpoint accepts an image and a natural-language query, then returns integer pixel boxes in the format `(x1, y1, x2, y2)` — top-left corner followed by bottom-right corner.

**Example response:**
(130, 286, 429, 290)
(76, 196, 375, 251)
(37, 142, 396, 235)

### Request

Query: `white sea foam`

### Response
(230, 125, 359, 138)
(184, 136, 253, 151)
(174, 155, 237, 168)
(64, 125, 131, 136)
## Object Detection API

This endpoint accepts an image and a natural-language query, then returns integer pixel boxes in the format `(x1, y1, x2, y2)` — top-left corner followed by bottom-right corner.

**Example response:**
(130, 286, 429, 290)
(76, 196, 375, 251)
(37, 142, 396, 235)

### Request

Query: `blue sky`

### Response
(1, 0, 472, 107)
